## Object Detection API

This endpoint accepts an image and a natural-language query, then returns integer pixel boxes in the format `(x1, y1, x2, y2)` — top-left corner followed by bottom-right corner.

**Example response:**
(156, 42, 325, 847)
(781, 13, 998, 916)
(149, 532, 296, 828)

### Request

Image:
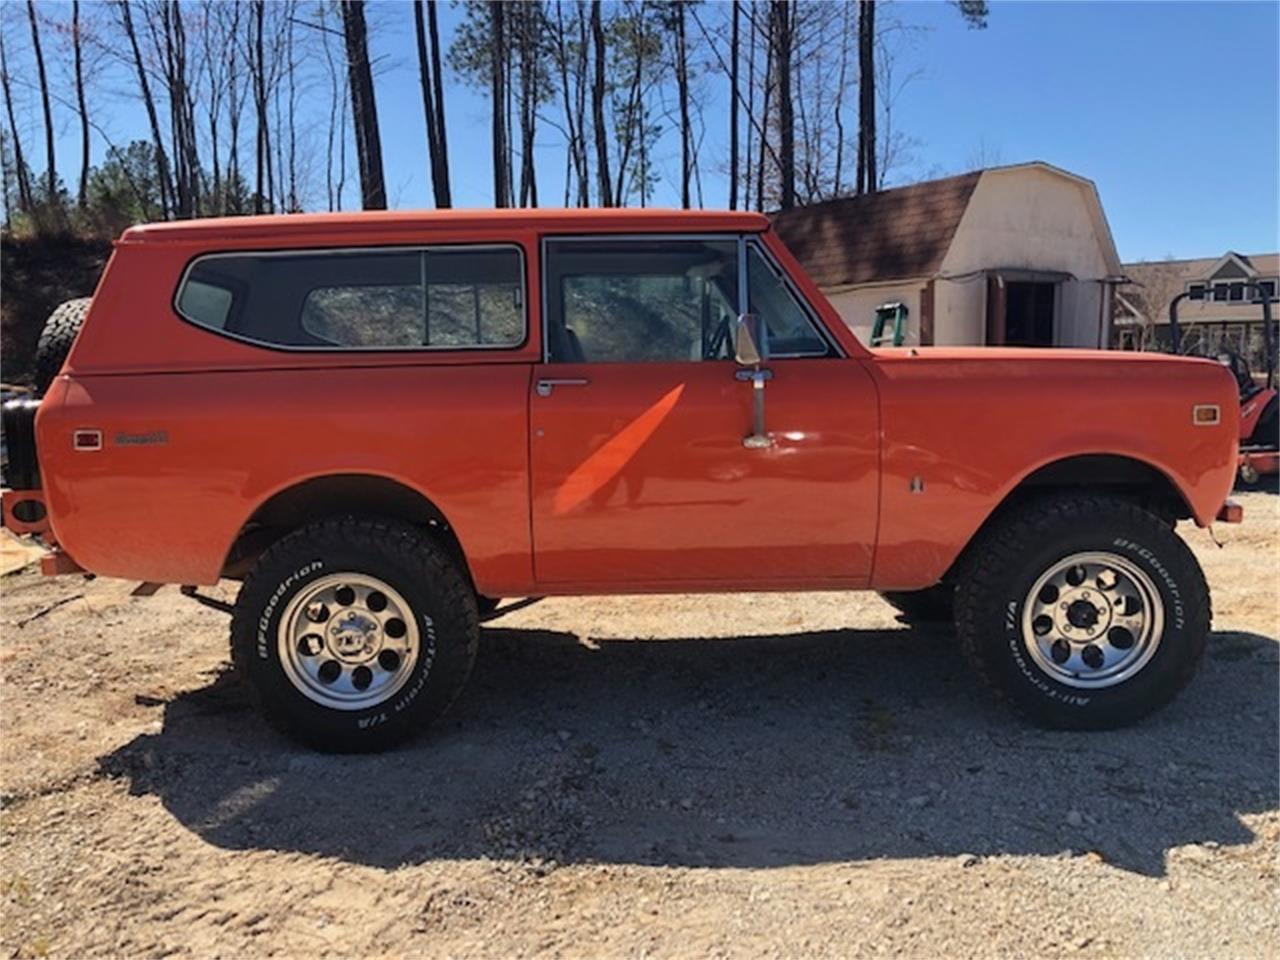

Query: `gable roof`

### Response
(770, 171, 982, 288)
(1123, 252, 1279, 285)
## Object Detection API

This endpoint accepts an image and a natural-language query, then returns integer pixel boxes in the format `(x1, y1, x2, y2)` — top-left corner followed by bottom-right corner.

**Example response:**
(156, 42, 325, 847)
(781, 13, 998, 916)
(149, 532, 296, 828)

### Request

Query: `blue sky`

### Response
(8, 0, 1280, 261)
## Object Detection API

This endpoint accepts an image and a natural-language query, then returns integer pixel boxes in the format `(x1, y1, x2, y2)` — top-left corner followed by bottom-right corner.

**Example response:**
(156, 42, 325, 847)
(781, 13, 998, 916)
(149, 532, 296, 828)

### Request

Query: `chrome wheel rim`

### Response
(1021, 551, 1164, 689)
(278, 573, 419, 711)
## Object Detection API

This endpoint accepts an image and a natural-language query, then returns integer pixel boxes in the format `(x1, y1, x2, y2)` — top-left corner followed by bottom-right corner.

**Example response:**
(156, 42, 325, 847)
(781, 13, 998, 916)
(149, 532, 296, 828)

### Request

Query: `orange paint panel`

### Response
(553, 384, 686, 516)
(530, 360, 880, 586)
(37, 365, 534, 590)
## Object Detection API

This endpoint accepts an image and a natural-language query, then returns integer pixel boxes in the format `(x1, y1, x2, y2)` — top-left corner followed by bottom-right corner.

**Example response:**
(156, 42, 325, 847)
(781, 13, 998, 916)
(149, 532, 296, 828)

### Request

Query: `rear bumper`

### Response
(1, 488, 84, 574)
(1, 487, 50, 536)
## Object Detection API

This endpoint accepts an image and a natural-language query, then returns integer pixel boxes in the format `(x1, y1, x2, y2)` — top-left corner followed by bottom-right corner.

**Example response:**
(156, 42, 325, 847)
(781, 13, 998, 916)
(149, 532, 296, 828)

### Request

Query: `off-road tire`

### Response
(879, 585, 955, 623)
(34, 297, 91, 394)
(230, 517, 479, 752)
(953, 494, 1210, 730)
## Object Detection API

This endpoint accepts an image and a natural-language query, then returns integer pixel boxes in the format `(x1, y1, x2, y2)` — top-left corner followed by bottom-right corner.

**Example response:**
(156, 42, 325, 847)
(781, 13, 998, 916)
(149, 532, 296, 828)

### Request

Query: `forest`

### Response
(0, 0, 988, 238)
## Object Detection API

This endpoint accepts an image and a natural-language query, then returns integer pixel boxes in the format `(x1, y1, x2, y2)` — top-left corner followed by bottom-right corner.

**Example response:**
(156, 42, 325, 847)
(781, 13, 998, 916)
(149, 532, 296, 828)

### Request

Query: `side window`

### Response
(176, 246, 525, 349)
(544, 239, 738, 363)
(176, 278, 235, 330)
(746, 244, 830, 357)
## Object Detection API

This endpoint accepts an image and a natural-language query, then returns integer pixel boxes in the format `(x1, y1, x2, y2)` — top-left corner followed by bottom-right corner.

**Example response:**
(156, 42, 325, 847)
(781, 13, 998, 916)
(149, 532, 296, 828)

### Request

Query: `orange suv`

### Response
(1, 209, 1242, 751)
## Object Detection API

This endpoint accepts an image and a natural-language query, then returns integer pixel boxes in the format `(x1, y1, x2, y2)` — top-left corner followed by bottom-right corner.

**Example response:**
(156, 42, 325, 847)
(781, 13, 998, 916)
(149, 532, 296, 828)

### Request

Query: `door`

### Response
(1004, 281, 1056, 346)
(530, 236, 879, 588)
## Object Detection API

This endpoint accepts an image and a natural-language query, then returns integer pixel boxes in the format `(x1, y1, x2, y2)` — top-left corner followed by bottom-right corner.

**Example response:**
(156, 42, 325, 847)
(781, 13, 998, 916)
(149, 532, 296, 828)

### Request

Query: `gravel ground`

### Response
(1, 491, 1276, 959)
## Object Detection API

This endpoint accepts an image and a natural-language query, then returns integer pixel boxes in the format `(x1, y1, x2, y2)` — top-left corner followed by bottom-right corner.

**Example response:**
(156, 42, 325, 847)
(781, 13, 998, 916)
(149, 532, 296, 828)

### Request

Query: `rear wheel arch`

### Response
(222, 473, 471, 583)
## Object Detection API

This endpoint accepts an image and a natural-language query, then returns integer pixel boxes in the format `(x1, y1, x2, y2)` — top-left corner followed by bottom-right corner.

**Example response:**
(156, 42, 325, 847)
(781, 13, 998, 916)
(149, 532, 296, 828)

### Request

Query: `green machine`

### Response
(870, 302, 908, 347)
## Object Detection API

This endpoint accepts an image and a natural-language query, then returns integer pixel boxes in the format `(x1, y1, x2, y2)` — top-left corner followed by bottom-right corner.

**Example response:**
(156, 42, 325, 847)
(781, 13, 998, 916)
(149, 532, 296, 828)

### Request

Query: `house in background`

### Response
(1114, 252, 1278, 371)
(771, 162, 1124, 349)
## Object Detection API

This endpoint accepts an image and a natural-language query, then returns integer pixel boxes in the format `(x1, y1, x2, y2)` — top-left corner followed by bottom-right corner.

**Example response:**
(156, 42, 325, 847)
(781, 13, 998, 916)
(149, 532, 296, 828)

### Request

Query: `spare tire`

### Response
(34, 297, 92, 394)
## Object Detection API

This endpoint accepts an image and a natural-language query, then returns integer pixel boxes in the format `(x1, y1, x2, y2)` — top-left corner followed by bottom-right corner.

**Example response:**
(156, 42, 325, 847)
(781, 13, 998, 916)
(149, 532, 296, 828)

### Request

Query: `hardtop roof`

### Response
(119, 208, 772, 245)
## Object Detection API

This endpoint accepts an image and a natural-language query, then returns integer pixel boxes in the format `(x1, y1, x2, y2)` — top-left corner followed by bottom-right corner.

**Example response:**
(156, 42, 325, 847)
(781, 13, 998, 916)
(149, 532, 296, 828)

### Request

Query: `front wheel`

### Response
(230, 517, 479, 752)
(954, 494, 1210, 730)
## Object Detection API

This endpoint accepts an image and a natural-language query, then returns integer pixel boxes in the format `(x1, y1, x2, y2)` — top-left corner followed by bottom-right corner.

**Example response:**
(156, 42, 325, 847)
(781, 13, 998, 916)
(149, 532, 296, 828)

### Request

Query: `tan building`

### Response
(1114, 251, 1278, 370)
(772, 162, 1123, 348)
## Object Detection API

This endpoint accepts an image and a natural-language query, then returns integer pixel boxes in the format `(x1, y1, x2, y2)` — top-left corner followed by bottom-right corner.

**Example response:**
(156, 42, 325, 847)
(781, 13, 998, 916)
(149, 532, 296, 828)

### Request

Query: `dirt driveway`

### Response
(2, 492, 1277, 958)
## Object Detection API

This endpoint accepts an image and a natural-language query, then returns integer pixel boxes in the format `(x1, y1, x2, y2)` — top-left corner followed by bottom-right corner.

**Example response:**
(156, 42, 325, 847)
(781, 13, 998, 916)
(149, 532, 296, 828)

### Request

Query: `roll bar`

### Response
(1168, 282, 1275, 391)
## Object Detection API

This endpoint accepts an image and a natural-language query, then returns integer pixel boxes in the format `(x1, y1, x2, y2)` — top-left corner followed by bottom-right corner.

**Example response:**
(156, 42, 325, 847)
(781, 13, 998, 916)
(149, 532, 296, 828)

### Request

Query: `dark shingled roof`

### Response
(770, 171, 982, 288)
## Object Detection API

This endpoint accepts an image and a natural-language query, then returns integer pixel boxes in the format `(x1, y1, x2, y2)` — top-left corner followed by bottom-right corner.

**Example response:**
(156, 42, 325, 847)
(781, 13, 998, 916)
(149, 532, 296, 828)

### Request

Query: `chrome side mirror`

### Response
(732, 314, 773, 449)
(734, 313, 766, 366)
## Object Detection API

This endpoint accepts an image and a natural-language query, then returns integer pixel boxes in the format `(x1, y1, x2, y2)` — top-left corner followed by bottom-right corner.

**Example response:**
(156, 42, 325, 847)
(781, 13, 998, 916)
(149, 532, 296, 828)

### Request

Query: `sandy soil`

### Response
(1, 492, 1276, 958)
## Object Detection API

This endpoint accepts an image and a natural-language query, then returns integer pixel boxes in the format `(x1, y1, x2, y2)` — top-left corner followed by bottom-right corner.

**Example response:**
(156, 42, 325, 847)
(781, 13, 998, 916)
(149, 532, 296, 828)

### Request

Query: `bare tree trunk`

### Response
(755, 6, 772, 210)
(590, 0, 612, 207)
(224, 3, 244, 214)
(771, 0, 794, 209)
(488, 0, 510, 207)
(427, 0, 451, 206)
(613, 4, 646, 206)
(504, 18, 515, 207)
(161, 0, 201, 218)
(729, 0, 739, 211)
(744, 2, 756, 211)
(250, 0, 269, 212)
(120, 0, 174, 218)
(322, 3, 340, 211)
(72, 0, 91, 207)
(287, 11, 298, 211)
(675, 3, 691, 209)
(0, 33, 32, 212)
(518, 5, 538, 208)
(414, 0, 450, 208)
(857, 0, 876, 194)
(341, 0, 386, 210)
(832, 0, 851, 195)
(553, 1, 587, 207)
(26, 0, 56, 200)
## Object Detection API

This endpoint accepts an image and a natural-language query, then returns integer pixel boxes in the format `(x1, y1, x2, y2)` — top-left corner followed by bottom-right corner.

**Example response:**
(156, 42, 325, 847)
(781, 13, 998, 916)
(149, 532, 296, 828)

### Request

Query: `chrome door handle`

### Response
(536, 377, 590, 397)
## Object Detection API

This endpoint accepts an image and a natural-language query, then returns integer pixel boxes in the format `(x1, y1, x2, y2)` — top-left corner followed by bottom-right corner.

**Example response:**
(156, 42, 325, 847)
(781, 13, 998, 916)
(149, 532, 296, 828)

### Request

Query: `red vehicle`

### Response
(1, 210, 1243, 751)
(1168, 285, 1278, 484)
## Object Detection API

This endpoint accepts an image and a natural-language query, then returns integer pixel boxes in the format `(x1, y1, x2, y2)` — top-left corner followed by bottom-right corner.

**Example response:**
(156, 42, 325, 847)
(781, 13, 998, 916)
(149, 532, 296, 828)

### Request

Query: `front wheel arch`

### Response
(941, 454, 1194, 586)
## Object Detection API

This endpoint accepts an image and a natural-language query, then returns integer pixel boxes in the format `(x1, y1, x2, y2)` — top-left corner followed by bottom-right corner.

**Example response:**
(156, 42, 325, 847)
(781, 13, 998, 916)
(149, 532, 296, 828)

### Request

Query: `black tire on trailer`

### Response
(230, 517, 479, 752)
(879, 585, 955, 623)
(953, 493, 1210, 730)
(33, 297, 92, 394)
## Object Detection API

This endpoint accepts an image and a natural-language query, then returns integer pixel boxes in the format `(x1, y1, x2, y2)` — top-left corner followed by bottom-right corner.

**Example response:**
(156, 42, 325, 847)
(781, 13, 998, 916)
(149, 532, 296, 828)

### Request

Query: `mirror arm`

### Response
(735, 368, 774, 448)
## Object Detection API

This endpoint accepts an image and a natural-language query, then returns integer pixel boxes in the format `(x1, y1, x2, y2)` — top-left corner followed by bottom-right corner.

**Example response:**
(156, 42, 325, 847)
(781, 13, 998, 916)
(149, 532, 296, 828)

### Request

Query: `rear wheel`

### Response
(954, 494, 1209, 729)
(34, 297, 91, 394)
(230, 517, 478, 752)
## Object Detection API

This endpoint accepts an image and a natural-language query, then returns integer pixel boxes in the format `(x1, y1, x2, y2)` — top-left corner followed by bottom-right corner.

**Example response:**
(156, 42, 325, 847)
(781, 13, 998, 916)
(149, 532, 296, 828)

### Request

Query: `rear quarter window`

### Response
(174, 245, 525, 350)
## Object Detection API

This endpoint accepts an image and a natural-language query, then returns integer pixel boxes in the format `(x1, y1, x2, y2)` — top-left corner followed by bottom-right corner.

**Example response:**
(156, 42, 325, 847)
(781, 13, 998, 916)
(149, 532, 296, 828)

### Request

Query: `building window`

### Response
(1228, 282, 1245, 302)
(1212, 283, 1230, 302)
(1252, 280, 1277, 303)
(1187, 283, 1206, 301)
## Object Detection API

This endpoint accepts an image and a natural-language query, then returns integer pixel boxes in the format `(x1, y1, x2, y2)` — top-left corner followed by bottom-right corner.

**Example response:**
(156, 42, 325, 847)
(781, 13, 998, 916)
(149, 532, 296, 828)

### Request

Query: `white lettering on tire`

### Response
(256, 561, 323, 660)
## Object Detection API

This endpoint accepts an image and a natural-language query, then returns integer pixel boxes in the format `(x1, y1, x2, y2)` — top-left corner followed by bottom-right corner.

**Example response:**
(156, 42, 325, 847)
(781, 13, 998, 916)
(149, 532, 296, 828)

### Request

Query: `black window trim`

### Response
(171, 242, 529, 353)
(538, 232, 844, 363)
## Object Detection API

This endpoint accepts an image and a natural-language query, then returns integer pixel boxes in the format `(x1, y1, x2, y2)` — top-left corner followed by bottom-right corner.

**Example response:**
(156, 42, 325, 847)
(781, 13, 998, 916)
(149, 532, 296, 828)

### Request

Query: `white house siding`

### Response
(933, 275, 987, 345)
(938, 166, 1116, 346)
(1056, 281, 1106, 347)
(826, 282, 923, 345)
(941, 167, 1113, 281)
